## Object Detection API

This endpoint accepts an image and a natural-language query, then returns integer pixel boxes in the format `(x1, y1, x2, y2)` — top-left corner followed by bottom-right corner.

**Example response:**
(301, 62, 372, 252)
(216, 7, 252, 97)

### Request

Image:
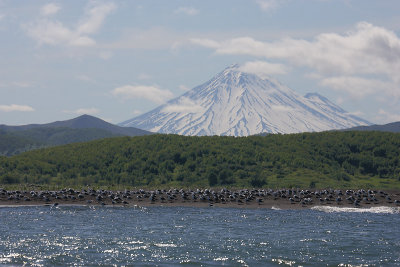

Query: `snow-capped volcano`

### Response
(120, 64, 370, 136)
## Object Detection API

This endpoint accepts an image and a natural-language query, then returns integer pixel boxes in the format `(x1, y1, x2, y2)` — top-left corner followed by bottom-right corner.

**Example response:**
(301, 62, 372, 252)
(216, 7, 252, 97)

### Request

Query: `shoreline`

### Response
(1, 202, 399, 211)
(1, 188, 399, 210)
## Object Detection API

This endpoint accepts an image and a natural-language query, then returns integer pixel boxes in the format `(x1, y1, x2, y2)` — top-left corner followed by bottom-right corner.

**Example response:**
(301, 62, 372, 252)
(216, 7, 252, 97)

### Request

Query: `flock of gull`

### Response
(1, 187, 399, 207)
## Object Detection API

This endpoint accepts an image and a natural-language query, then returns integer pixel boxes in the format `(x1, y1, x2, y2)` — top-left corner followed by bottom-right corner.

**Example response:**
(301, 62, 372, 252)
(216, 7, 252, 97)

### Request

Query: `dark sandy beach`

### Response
(1, 188, 400, 209)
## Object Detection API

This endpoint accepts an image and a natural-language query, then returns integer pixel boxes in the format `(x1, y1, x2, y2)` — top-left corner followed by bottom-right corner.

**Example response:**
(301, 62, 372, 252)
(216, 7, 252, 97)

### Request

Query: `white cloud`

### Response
(190, 38, 221, 49)
(70, 36, 96, 47)
(239, 60, 288, 78)
(12, 81, 32, 88)
(77, 3, 116, 35)
(304, 72, 323, 80)
(112, 85, 174, 104)
(320, 76, 397, 98)
(24, 2, 116, 47)
(99, 51, 113, 59)
(106, 27, 186, 50)
(191, 22, 400, 80)
(336, 96, 345, 105)
(162, 97, 204, 113)
(192, 36, 267, 56)
(256, 0, 280, 12)
(348, 110, 364, 117)
(0, 104, 35, 112)
(0, 81, 33, 88)
(76, 75, 96, 83)
(191, 22, 400, 98)
(179, 85, 189, 91)
(41, 3, 61, 16)
(25, 19, 75, 46)
(137, 73, 152, 80)
(174, 7, 199, 16)
(64, 107, 99, 115)
(131, 110, 142, 116)
(375, 109, 400, 124)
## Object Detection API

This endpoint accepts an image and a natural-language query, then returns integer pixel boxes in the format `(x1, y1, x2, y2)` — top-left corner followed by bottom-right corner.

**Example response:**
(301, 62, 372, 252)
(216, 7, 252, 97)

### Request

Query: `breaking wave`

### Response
(311, 206, 400, 214)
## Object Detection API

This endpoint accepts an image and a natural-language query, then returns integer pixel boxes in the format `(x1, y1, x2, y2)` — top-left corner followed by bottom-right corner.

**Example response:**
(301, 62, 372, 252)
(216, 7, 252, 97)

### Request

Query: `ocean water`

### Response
(0, 205, 399, 266)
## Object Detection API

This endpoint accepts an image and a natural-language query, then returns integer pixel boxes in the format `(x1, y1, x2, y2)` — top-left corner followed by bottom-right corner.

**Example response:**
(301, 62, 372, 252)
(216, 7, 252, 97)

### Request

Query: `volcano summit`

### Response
(120, 65, 370, 136)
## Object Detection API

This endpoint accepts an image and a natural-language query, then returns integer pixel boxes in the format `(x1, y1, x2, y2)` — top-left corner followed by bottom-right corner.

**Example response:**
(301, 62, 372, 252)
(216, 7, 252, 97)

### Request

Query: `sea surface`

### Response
(0, 205, 399, 266)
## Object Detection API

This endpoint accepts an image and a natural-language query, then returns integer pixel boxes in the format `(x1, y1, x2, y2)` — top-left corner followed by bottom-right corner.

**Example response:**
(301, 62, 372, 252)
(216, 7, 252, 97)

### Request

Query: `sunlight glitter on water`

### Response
(0, 206, 399, 266)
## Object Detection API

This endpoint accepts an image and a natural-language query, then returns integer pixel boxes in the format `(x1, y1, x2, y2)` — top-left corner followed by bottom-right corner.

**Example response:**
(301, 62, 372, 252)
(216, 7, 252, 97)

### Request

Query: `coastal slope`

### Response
(1, 131, 399, 190)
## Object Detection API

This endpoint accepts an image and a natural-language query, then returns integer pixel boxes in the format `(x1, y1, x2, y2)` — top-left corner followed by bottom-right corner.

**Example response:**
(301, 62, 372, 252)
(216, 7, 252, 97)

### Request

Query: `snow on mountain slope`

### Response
(120, 64, 370, 136)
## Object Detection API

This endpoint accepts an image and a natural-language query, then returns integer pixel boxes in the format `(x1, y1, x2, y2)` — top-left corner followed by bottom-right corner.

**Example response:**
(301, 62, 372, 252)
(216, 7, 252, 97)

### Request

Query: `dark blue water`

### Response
(0, 205, 399, 266)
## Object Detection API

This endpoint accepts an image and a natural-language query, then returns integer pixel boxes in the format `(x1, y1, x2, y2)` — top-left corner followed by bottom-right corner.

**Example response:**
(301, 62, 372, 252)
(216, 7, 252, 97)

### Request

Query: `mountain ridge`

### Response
(0, 115, 152, 156)
(343, 121, 400, 133)
(0, 114, 151, 136)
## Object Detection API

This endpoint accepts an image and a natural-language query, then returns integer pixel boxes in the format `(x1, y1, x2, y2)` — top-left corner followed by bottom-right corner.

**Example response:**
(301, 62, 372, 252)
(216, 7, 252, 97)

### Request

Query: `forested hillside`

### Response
(0, 129, 43, 156)
(0, 132, 399, 189)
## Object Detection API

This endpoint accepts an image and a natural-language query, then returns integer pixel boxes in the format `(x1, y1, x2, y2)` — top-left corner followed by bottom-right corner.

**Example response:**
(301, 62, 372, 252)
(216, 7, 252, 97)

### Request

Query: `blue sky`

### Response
(1, 0, 400, 125)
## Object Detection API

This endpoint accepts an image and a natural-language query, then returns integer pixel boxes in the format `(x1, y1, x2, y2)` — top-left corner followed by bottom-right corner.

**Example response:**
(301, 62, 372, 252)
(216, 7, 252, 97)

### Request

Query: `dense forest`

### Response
(0, 131, 399, 189)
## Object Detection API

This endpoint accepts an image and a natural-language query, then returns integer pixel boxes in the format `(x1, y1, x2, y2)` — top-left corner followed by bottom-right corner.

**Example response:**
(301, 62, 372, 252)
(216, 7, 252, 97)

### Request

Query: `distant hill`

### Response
(344, 121, 400, 133)
(256, 121, 400, 136)
(1, 114, 151, 136)
(0, 115, 152, 156)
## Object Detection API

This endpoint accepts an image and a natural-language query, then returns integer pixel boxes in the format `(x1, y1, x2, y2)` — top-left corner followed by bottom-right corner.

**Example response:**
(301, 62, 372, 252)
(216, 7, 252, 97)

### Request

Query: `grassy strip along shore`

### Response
(0, 131, 399, 189)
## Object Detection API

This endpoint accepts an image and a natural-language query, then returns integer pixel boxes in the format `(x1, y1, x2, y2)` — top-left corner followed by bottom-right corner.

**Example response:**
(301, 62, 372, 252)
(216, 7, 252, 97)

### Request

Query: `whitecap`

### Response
(338, 263, 370, 267)
(300, 238, 328, 243)
(311, 206, 400, 214)
(271, 206, 281, 210)
(154, 243, 177, 248)
(236, 259, 248, 266)
(0, 205, 44, 208)
(271, 258, 296, 266)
